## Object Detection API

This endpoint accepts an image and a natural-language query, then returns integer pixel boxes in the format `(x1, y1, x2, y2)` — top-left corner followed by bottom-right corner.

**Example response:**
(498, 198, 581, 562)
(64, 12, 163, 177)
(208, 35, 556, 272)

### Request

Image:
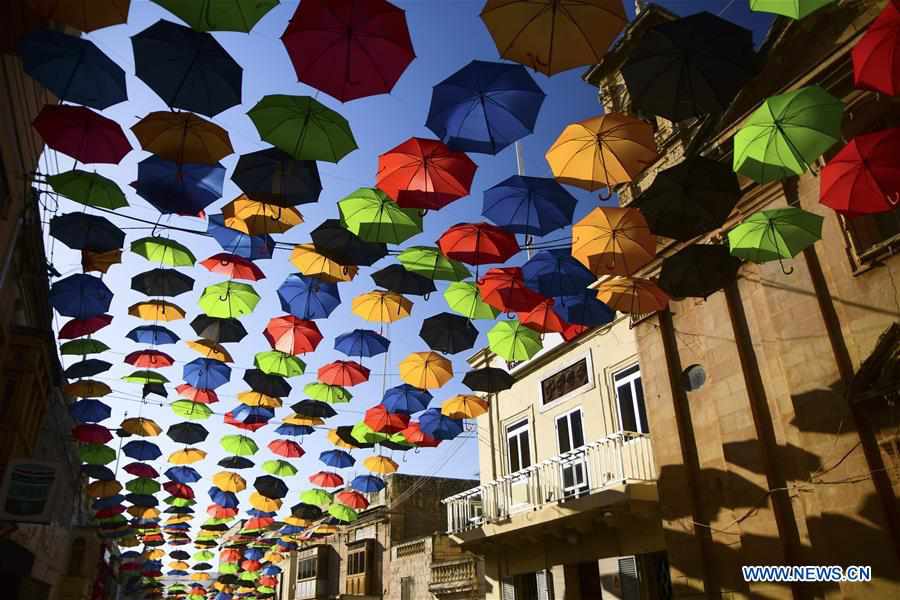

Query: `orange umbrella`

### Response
(185, 339, 233, 362)
(318, 360, 370, 387)
(31, 0, 130, 32)
(546, 113, 658, 195)
(596, 276, 669, 315)
(223, 196, 303, 235)
(399, 351, 453, 389)
(237, 390, 283, 408)
(128, 300, 185, 321)
(291, 244, 356, 283)
(82, 249, 122, 273)
(132, 111, 233, 165)
(571, 207, 656, 276)
(168, 447, 206, 465)
(517, 299, 566, 334)
(441, 394, 489, 419)
(352, 291, 413, 323)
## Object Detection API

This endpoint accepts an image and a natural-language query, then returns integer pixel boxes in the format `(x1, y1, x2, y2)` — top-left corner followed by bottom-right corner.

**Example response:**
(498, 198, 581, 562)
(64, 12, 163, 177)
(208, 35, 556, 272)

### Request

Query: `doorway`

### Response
(578, 561, 604, 600)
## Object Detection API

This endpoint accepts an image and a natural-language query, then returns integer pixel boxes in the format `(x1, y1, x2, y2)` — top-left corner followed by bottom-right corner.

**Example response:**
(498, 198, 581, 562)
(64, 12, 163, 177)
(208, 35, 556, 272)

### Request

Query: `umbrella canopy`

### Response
(277, 274, 341, 320)
(290, 244, 357, 283)
(852, 1, 900, 96)
(244, 369, 292, 397)
(820, 127, 900, 216)
(170, 399, 213, 421)
(128, 300, 185, 321)
(351, 291, 412, 323)
(728, 207, 824, 266)
(120, 417, 162, 437)
(382, 384, 432, 414)
(310, 219, 388, 267)
(555, 290, 616, 327)
(363, 406, 409, 433)
(124, 349, 174, 369)
(334, 329, 390, 359)
(79, 443, 116, 465)
(517, 299, 566, 334)
(319, 450, 355, 469)
(376, 137, 477, 210)
(70, 399, 112, 423)
(443, 281, 499, 320)
(65, 380, 112, 398)
(50, 274, 113, 319)
(336, 490, 369, 510)
(426, 60, 545, 155)
(135, 156, 225, 215)
(263, 460, 298, 477)
(351, 475, 385, 493)
(200, 253, 265, 282)
(438, 223, 519, 265)
(232, 147, 322, 207)
(60, 339, 110, 356)
(207, 214, 274, 259)
(191, 315, 248, 343)
(47, 170, 127, 210)
(33, 104, 131, 164)
(309, 471, 344, 488)
(371, 265, 436, 297)
(420, 313, 478, 355)
(269, 439, 304, 458)
(167, 422, 209, 445)
(59, 315, 113, 339)
(248, 94, 357, 162)
(733, 86, 843, 183)
(478, 267, 545, 313)
(254, 475, 288, 499)
(418, 408, 463, 440)
(199, 281, 261, 318)
(659, 245, 742, 299)
(749, 0, 834, 20)
(398, 247, 470, 281)
(462, 367, 514, 393)
(169, 447, 207, 464)
(338, 188, 423, 244)
(482, 175, 576, 236)
(132, 111, 233, 165)
(123, 440, 162, 461)
(31, 0, 130, 32)
(221, 434, 259, 456)
(299, 489, 332, 507)
(318, 361, 369, 387)
(363, 455, 398, 474)
(239, 390, 282, 408)
(50, 213, 125, 253)
(264, 315, 323, 355)
(521, 249, 595, 297)
(254, 351, 305, 378)
(596, 277, 669, 316)
(572, 207, 656, 277)
(223, 197, 303, 235)
(183, 358, 231, 390)
(131, 237, 196, 267)
(151, 0, 278, 32)
(81, 249, 121, 275)
(292, 399, 337, 419)
(487, 320, 542, 361)
(442, 394, 488, 420)
(131, 268, 194, 297)
(399, 352, 453, 389)
(281, 0, 415, 102)
(73, 424, 113, 444)
(132, 19, 242, 116)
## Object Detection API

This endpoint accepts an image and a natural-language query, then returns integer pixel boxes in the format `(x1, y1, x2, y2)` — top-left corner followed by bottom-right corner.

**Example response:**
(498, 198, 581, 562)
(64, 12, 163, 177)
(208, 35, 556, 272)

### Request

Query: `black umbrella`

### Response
(335, 424, 375, 449)
(659, 244, 742, 299)
(244, 369, 291, 397)
(169, 550, 190, 559)
(190, 315, 247, 343)
(194, 539, 217, 548)
(49, 213, 125, 252)
(290, 503, 324, 520)
(192, 563, 213, 571)
(371, 264, 436, 296)
(634, 156, 741, 242)
(142, 383, 167, 399)
(311, 219, 388, 267)
(64, 359, 112, 379)
(621, 12, 756, 121)
(82, 464, 114, 480)
(200, 522, 230, 532)
(166, 422, 209, 445)
(232, 147, 322, 206)
(218, 456, 254, 469)
(419, 313, 478, 354)
(290, 399, 337, 419)
(381, 440, 414, 452)
(131, 20, 242, 117)
(254, 475, 288, 499)
(463, 367, 514, 393)
(125, 493, 157, 508)
(217, 575, 239, 585)
(131, 268, 194, 297)
(164, 506, 194, 515)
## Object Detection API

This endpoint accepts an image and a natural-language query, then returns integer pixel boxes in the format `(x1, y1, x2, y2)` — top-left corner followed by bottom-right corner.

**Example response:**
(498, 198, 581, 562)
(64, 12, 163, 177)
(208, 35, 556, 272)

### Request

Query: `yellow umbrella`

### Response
(265, 551, 286, 564)
(169, 447, 207, 465)
(64, 380, 111, 398)
(168, 561, 190, 570)
(327, 429, 354, 449)
(237, 390, 282, 408)
(571, 207, 656, 276)
(128, 300, 185, 321)
(146, 549, 165, 560)
(249, 491, 282, 512)
(120, 417, 162, 437)
(128, 506, 159, 519)
(186, 339, 233, 362)
(596, 276, 669, 316)
(399, 351, 453, 389)
(223, 196, 303, 235)
(363, 455, 398, 474)
(131, 111, 233, 165)
(441, 394, 489, 419)
(86, 480, 122, 498)
(164, 516, 192, 525)
(82, 249, 122, 274)
(283, 415, 323, 427)
(290, 244, 357, 283)
(212, 471, 246, 493)
(546, 113, 658, 194)
(352, 290, 412, 323)
(190, 573, 210, 582)
(284, 516, 309, 527)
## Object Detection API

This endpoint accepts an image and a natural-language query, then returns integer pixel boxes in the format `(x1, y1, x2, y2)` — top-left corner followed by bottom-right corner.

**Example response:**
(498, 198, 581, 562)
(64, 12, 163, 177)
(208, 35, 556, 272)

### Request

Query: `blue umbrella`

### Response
(426, 60, 545, 155)
(65, 359, 112, 379)
(82, 464, 115, 481)
(277, 274, 340, 320)
(522, 250, 596, 298)
(247, 509, 277, 518)
(215, 593, 234, 600)
(19, 30, 127, 110)
(164, 466, 201, 484)
(208, 486, 239, 508)
(319, 450, 355, 469)
(234, 404, 276, 423)
(183, 357, 231, 390)
(483, 175, 577, 236)
(243, 548, 265, 560)
(280, 525, 305, 535)
(382, 384, 432, 414)
(135, 156, 225, 215)
(334, 329, 390, 358)
(126, 325, 180, 345)
(122, 440, 162, 461)
(262, 565, 282, 575)
(69, 399, 112, 423)
(555, 290, 616, 327)
(167, 570, 188, 577)
(49, 213, 125, 253)
(351, 475, 385, 493)
(125, 493, 158, 507)
(93, 495, 125, 510)
(50, 274, 113, 319)
(131, 20, 242, 117)
(275, 423, 313, 437)
(277, 540, 298, 551)
(207, 214, 274, 260)
(419, 408, 463, 440)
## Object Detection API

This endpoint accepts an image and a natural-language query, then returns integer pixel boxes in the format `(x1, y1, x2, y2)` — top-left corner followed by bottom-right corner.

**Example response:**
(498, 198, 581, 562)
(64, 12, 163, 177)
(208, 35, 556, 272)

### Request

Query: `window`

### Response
(556, 409, 585, 454)
(540, 358, 590, 406)
(297, 556, 318, 580)
(614, 365, 649, 434)
(556, 410, 588, 497)
(505, 420, 531, 474)
(400, 576, 416, 600)
(347, 547, 367, 576)
(844, 210, 900, 259)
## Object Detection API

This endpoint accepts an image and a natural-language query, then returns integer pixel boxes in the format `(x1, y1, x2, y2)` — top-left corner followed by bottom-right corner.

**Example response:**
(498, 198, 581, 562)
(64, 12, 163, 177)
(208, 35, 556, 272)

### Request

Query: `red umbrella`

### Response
(58, 314, 113, 339)
(72, 423, 112, 444)
(124, 349, 175, 368)
(376, 137, 477, 209)
(207, 504, 239, 519)
(364, 405, 410, 433)
(200, 253, 265, 281)
(852, 1, 900, 96)
(438, 222, 520, 265)
(219, 549, 242, 562)
(400, 421, 440, 448)
(309, 470, 344, 488)
(123, 462, 159, 478)
(820, 127, 900, 216)
(478, 267, 546, 313)
(176, 384, 219, 404)
(281, 0, 415, 102)
(33, 104, 131, 164)
(561, 322, 589, 342)
(259, 576, 278, 587)
(224, 411, 267, 432)
(241, 558, 264, 571)
(336, 490, 369, 510)
(163, 481, 195, 500)
(268, 439, 304, 458)
(517, 299, 566, 334)
(264, 315, 323, 355)
(317, 360, 370, 387)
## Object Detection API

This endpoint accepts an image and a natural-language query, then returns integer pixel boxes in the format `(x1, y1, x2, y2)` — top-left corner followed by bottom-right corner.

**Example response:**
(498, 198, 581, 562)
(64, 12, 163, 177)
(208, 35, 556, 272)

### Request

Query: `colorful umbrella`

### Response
(319, 450, 355, 469)
(852, 1, 900, 96)
(33, 104, 131, 164)
(207, 214, 274, 260)
(309, 471, 344, 488)
(820, 127, 900, 216)
(363, 406, 409, 433)
(383, 384, 432, 414)
(212, 471, 246, 493)
(169, 448, 207, 464)
(131, 268, 194, 297)
(223, 197, 303, 235)
(65, 380, 112, 398)
(199, 281, 261, 318)
(232, 147, 322, 207)
(419, 313, 478, 355)
(221, 434, 259, 456)
(50, 213, 124, 253)
(128, 300, 185, 322)
(171, 400, 214, 421)
(371, 265, 436, 297)
(290, 244, 357, 283)
(418, 408, 463, 441)
(518, 299, 567, 334)
(135, 156, 225, 215)
(47, 170, 127, 210)
(268, 439, 304, 458)
(49, 274, 113, 319)
(122, 369, 170, 384)
(749, 0, 834, 20)
(64, 359, 111, 379)
(399, 422, 440, 448)
(438, 222, 520, 266)
(61, 339, 110, 356)
(166, 422, 209, 445)
(264, 315, 323, 355)
(727, 207, 824, 267)
(596, 276, 669, 316)
(151, 0, 278, 32)
(254, 475, 288, 499)
(191, 315, 247, 343)
(263, 460, 298, 477)
(351, 290, 412, 323)
(183, 358, 231, 390)
(59, 315, 113, 339)
(73, 423, 113, 444)
(338, 188, 423, 244)
(334, 329, 390, 359)
(254, 351, 305, 378)
(521, 249, 595, 298)
(478, 267, 545, 313)
(291, 400, 337, 419)
(244, 369, 292, 397)
(350, 475, 385, 493)
(376, 137, 477, 210)
(79, 443, 117, 465)
(277, 274, 341, 320)
(336, 490, 368, 510)
(572, 207, 656, 277)
(659, 244, 742, 299)
(310, 219, 388, 267)
(123, 440, 162, 461)
(398, 246, 470, 281)
(304, 382, 352, 404)
(200, 253, 265, 282)
(318, 361, 370, 387)
(399, 352, 453, 390)
(121, 417, 162, 437)
(555, 289, 616, 327)
(175, 384, 219, 404)
(131, 237, 196, 267)
(238, 390, 282, 408)
(442, 395, 488, 420)
(487, 320, 542, 361)
(482, 175, 576, 237)
(132, 111, 233, 165)
(443, 281, 499, 320)
(69, 400, 111, 424)
(81, 249, 121, 274)
(363, 455, 398, 475)
(299, 489, 332, 508)
(248, 95, 357, 162)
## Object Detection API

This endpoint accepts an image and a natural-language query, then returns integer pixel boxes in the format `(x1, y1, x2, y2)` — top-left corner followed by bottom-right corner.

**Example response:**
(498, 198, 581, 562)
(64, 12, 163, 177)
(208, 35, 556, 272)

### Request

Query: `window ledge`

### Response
(853, 232, 900, 275)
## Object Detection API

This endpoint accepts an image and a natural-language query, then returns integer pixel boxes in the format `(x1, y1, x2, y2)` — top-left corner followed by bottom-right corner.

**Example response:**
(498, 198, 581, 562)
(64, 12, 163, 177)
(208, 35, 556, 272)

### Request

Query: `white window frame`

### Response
(538, 350, 595, 413)
(555, 407, 589, 498)
(613, 364, 649, 434)
(505, 419, 532, 476)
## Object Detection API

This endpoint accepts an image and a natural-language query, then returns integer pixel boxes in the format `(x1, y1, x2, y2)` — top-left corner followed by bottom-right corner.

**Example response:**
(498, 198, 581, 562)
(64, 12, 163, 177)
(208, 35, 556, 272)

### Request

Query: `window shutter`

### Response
(536, 569, 554, 600)
(501, 577, 516, 600)
(618, 556, 640, 600)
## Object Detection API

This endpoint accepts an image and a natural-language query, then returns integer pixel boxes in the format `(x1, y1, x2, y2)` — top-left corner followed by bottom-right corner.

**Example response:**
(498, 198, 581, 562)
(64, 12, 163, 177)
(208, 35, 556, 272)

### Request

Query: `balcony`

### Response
(443, 432, 656, 536)
(429, 557, 480, 596)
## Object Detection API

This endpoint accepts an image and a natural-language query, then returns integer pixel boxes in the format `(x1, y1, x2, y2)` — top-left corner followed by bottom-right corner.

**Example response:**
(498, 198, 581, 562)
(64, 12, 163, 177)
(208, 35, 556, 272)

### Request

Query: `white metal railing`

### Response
(442, 432, 656, 534)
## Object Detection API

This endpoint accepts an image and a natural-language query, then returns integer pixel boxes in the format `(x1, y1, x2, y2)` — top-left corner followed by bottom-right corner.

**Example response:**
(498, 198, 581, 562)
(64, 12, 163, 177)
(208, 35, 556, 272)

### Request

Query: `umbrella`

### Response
(334, 329, 390, 359)
(221, 434, 259, 456)
(364, 406, 409, 433)
(462, 367, 514, 393)
(19, 29, 126, 109)
(59, 315, 112, 340)
(338, 188, 423, 244)
(167, 422, 209, 445)
(487, 320, 542, 361)
(517, 299, 566, 334)
(382, 384, 431, 414)
(398, 247, 470, 281)
(371, 265, 436, 297)
(244, 369, 292, 397)
(132, 19, 242, 116)
(132, 111, 233, 165)
(232, 147, 322, 207)
(201, 253, 265, 282)
(223, 198, 303, 236)
(124, 463, 159, 478)
(128, 300, 185, 321)
(292, 400, 337, 418)
(123, 440, 162, 461)
(399, 422, 440, 447)
(142, 382, 167, 398)
(595, 276, 669, 316)
(199, 281, 261, 318)
(135, 156, 225, 215)
(275, 421, 312, 437)
(254, 476, 288, 500)
(728, 207, 824, 268)
(290, 502, 324, 520)
(621, 12, 756, 121)
(81, 249, 121, 275)
(318, 361, 369, 387)
(79, 443, 116, 465)
(426, 60, 545, 155)
(248, 95, 357, 162)
(290, 244, 357, 283)
(277, 274, 341, 320)
(216, 455, 251, 469)
(65, 380, 112, 398)
(363, 456, 398, 474)
(351, 291, 412, 323)
(207, 214, 275, 260)
(151, 0, 278, 32)
(169, 447, 207, 464)
(319, 450, 355, 469)
(281, 0, 414, 102)
(269, 439, 304, 458)
(443, 281, 499, 320)
(60, 339, 110, 356)
(853, 1, 900, 96)
(49, 213, 125, 253)
(264, 315, 323, 354)
(418, 409, 463, 441)
(376, 137, 477, 210)
(126, 478, 161, 495)
(438, 223, 519, 266)
(482, 175, 576, 237)
(254, 351, 305, 378)
(478, 267, 545, 313)
(73, 424, 113, 444)
(239, 390, 282, 407)
(170, 399, 213, 421)
(191, 315, 248, 343)
(126, 325, 179, 345)
(33, 104, 131, 164)
(299, 489, 332, 508)
(263, 460, 298, 477)
(351, 475, 385, 493)
(87, 480, 122, 498)
(733, 86, 843, 183)
(208, 487, 238, 508)
(305, 383, 352, 404)
(572, 207, 656, 277)
(309, 471, 344, 488)
(121, 369, 169, 384)
(131, 237, 196, 267)
(31, 0, 130, 32)
(183, 358, 231, 390)
(83, 464, 116, 481)
(555, 290, 616, 327)
(310, 219, 388, 267)
(47, 171, 127, 210)
(131, 269, 194, 297)
(820, 128, 900, 216)
(399, 352, 452, 389)
(336, 490, 368, 510)
(521, 250, 595, 298)
(49, 274, 113, 319)
(659, 245, 742, 299)
(419, 313, 478, 355)
(120, 417, 162, 437)
(749, 0, 833, 20)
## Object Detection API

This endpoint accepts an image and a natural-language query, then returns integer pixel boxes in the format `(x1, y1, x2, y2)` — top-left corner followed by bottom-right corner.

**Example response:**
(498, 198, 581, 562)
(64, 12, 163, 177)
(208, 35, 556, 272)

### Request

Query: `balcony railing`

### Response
(443, 432, 655, 534)
(429, 558, 479, 596)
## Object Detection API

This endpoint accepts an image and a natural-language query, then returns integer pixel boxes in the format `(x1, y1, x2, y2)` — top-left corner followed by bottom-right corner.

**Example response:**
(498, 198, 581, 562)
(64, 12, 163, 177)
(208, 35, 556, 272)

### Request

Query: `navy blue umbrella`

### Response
(319, 449, 355, 468)
(19, 30, 127, 109)
(274, 422, 313, 436)
(350, 475, 385, 493)
(126, 493, 159, 507)
(126, 325, 180, 345)
(69, 399, 112, 423)
(64, 359, 112, 379)
(135, 156, 225, 215)
(131, 20, 242, 117)
(183, 357, 231, 390)
(164, 466, 202, 484)
(426, 60, 545, 155)
(334, 329, 390, 358)
(555, 290, 616, 327)
(122, 440, 162, 461)
(50, 274, 113, 319)
(93, 495, 126, 510)
(483, 175, 577, 236)
(207, 214, 274, 260)
(418, 408, 464, 440)
(49, 213, 125, 253)
(382, 383, 432, 414)
(82, 464, 115, 481)
(232, 147, 322, 207)
(208, 486, 239, 508)
(522, 250, 596, 298)
(277, 274, 340, 320)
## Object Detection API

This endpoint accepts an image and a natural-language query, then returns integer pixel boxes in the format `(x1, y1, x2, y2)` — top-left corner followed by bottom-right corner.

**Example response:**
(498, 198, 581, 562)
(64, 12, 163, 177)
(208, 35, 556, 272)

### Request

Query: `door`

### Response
(556, 409, 588, 498)
(577, 562, 604, 600)
(506, 419, 532, 511)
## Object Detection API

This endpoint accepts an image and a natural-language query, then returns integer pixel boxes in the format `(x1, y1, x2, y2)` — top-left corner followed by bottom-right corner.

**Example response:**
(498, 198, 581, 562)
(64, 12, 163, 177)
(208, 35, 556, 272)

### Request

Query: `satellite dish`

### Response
(682, 364, 706, 392)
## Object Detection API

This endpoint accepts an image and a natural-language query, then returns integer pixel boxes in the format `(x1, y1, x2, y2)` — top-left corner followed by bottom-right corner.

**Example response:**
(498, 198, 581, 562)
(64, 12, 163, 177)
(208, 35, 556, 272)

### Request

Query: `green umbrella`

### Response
(60, 339, 110, 355)
(257, 586, 276, 595)
(151, 0, 279, 32)
(262, 459, 298, 477)
(487, 320, 543, 362)
(733, 86, 843, 183)
(387, 431, 414, 447)
(328, 504, 359, 523)
(398, 246, 470, 281)
(338, 188, 423, 244)
(444, 281, 500, 319)
(125, 477, 161, 495)
(131, 237, 196, 267)
(47, 170, 128, 209)
(199, 281, 260, 318)
(171, 400, 213, 421)
(749, 0, 833, 19)
(79, 443, 116, 465)
(304, 382, 352, 404)
(299, 488, 333, 508)
(248, 95, 357, 162)
(239, 570, 261, 581)
(351, 421, 390, 444)
(219, 563, 239, 575)
(163, 496, 196, 507)
(220, 434, 259, 456)
(728, 207, 823, 269)
(192, 550, 215, 561)
(254, 351, 306, 377)
(122, 370, 170, 384)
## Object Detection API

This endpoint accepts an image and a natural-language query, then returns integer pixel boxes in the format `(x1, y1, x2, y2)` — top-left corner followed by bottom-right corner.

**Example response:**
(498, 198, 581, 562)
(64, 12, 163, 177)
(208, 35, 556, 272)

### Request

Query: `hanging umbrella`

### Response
(264, 315, 323, 355)
(399, 422, 440, 447)
(482, 175, 576, 236)
(73, 423, 112, 444)
(334, 329, 390, 359)
(30, 0, 130, 32)
(171, 400, 214, 421)
(263, 460, 298, 477)
(222, 197, 303, 235)
(352, 422, 390, 444)
(191, 315, 247, 343)
(399, 352, 452, 389)
(199, 281, 261, 318)
(248, 95, 357, 162)
(254, 475, 288, 500)
(126, 478, 161, 495)
(572, 207, 656, 277)
(50, 274, 113, 319)
(305, 383, 352, 404)
(555, 289, 616, 327)
(59, 315, 113, 339)
(299, 489, 332, 508)
(319, 450, 354, 469)
(200, 254, 265, 282)
(207, 214, 274, 260)
(126, 325, 179, 345)
(749, 0, 834, 20)
(169, 447, 207, 464)
(79, 443, 117, 465)
(128, 300, 185, 321)
(135, 156, 225, 215)
(123, 440, 162, 461)
(338, 188, 423, 244)
(351, 290, 412, 323)
(244, 369, 292, 397)
(426, 60, 545, 155)
(131, 237, 196, 267)
(442, 395, 488, 420)
(487, 320, 542, 361)
(121, 370, 169, 384)
(47, 170, 127, 210)
(253, 351, 305, 378)
(418, 409, 463, 441)
(727, 207, 823, 267)
(376, 137, 477, 210)
(151, 0, 278, 32)
(596, 277, 669, 316)
(363, 455, 398, 475)
(398, 247, 470, 281)
(419, 313, 478, 355)
(363, 406, 409, 433)
(318, 361, 369, 387)
(86, 480, 122, 498)
(382, 384, 431, 414)
(328, 426, 364, 449)
(83, 465, 116, 482)
(269, 439, 304, 458)
(65, 380, 112, 398)
(853, 1, 900, 96)
(350, 475, 385, 493)
(281, 0, 414, 102)
(438, 222, 520, 266)
(119, 418, 162, 440)
(70, 399, 112, 423)
(216, 454, 251, 469)
(290, 245, 357, 283)
(292, 400, 337, 419)
(659, 245, 742, 299)
(478, 267, 545, 313)
(81, 249, 120, 274)
(733, 86, 843, 183)
(370, 265, 436, 297)
(142, 382, 167, 399)
(462, 367, 514, 393)
(33, 104, 131, 164)
(820, 127, 900, 216)
(132, 111, 233, 165)
(19, 29, 126, 109)
(183, 358, 231, 390)
(232, 147, 322, 206)
(167, 422, 209, 445)
(60, 339, 110, 356)
(277, 274, 341, 320)
(517, 299, 567, 334)
(336, 490, 368, 510)
(220, 435, 259, 456)
(443, 281, 499, 320)
(521, 250, 595, 298)
(132, 19, 242, 116)
(131, 269, 194, 297)
(50, 213, 125, 253)
(239, 390, 282, 408)
(310, 219, 388, 267)
(309, 471, 344, 488)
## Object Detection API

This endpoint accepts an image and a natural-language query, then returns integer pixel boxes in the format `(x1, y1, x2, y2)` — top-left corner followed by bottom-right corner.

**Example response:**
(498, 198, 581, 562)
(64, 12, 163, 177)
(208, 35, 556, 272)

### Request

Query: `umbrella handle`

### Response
(597, 188, 613, 201)
(890, 192, 900, 206)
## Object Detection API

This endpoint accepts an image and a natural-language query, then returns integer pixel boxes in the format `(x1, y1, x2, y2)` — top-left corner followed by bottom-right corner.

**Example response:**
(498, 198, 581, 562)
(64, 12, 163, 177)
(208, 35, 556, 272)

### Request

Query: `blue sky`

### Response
(42, 0, 775, 541)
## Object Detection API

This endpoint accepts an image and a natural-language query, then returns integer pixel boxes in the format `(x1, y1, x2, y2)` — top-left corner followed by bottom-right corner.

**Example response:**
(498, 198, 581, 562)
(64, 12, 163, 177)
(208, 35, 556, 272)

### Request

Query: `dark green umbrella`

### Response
(248, 95, 357, 162)
(47, 170, 128, 209)
(151, 0, 279, 32)
(60, 339, 110, 355)
(398, 246, 470, 281)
